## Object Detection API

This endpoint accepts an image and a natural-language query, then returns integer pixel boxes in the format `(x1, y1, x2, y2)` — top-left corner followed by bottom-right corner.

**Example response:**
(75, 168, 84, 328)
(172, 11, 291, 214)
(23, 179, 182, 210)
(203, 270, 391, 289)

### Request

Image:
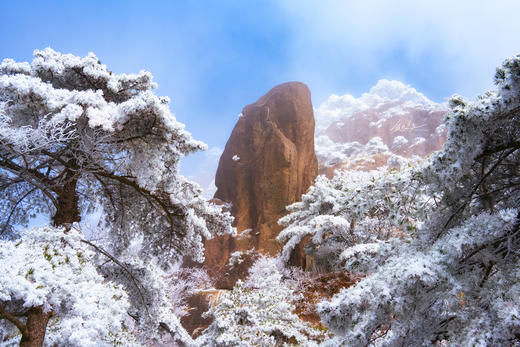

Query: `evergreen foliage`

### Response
(279, 55, 520, 345)
(0, 48, 233, 346)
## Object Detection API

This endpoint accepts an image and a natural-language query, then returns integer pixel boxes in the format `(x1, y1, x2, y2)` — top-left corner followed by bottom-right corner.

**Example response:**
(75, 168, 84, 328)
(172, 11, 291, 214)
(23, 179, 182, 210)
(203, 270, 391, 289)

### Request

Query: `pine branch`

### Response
(0, 303, 28, 337)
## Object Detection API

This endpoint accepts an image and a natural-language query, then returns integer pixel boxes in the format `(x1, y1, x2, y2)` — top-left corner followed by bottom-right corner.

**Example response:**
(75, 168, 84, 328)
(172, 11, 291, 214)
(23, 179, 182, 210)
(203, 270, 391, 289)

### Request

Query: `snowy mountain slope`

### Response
(315, 80, 447, 175)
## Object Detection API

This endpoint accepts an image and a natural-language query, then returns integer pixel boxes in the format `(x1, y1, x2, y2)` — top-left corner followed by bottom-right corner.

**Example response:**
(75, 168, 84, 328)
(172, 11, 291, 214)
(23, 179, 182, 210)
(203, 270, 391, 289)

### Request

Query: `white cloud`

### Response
(278, 0, 520, 100)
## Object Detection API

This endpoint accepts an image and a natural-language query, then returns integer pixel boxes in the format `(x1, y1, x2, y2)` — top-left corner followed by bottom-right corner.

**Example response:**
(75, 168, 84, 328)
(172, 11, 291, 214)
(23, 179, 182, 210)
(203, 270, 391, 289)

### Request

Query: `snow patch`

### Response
(393, 136, 409, 147)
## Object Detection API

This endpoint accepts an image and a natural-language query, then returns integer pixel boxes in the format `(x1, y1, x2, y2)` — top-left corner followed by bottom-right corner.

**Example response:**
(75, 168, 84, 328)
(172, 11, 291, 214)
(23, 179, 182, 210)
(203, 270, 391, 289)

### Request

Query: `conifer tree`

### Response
(0, 48, 233, 346)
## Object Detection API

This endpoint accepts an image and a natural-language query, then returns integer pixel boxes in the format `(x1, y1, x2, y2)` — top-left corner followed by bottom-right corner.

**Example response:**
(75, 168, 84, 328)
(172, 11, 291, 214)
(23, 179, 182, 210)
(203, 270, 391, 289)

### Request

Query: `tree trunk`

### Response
(20, 307, 52, 347)
(52, 176, 80, 227)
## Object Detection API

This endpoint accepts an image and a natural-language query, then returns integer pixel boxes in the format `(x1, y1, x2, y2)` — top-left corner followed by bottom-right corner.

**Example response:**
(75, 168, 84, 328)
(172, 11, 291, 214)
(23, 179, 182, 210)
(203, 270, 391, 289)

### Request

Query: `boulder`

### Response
(204, 82, 318, 283)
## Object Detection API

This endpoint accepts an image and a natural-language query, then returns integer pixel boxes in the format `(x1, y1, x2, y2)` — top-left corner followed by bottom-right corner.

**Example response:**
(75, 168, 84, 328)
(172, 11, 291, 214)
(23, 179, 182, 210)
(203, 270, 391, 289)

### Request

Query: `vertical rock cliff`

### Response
(204, 82, 318, 286)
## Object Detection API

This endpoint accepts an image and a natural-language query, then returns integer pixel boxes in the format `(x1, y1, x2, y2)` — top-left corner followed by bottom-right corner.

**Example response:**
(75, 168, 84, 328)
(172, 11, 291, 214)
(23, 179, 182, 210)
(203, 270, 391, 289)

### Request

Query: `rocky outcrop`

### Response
(179, 289, 225, 338)
(204, 82, 318, 285)
(289, 81, 448, 271)
(315, 80, 447, 176)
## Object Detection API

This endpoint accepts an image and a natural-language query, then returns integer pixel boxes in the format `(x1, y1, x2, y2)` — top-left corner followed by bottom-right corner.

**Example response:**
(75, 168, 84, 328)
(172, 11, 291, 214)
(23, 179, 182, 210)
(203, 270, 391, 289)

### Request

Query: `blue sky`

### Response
(2, 0, 520, 186)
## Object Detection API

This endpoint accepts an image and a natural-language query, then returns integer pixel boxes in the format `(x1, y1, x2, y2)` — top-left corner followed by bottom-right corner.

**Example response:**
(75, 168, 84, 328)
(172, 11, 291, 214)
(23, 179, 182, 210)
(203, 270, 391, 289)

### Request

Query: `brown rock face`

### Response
(316, 100, 447, 177)
(324, 101, 445, 157)
(179, 289, 226, 338)
(205, 82, 318, 284)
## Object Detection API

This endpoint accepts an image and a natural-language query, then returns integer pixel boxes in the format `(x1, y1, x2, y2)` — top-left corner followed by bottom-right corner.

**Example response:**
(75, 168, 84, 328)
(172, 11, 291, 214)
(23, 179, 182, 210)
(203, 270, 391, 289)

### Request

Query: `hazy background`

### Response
(2, 0, 520, 193)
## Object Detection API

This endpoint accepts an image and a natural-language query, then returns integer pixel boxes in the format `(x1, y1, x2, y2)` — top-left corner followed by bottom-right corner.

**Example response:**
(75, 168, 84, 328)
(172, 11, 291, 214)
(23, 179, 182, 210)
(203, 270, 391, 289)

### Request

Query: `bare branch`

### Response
(1, 187, 37, 235)
(79, 239, 151, 317)
(441, 147, 518, 233)
(0, 302, 28, 337)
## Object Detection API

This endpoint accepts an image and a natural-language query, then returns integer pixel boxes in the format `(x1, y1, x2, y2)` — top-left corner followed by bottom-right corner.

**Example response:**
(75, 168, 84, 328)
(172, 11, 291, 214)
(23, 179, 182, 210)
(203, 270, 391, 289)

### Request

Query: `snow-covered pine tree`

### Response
(0, 226, 136, 346)
(196, 256, 329, 346)
(279, 55, 520, 345)
(0, 48, 233, 346)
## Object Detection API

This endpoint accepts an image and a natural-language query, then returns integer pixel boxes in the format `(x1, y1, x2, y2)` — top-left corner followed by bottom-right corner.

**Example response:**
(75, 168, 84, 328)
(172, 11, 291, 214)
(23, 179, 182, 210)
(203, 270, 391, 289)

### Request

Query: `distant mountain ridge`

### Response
(315, 80, 447, 175)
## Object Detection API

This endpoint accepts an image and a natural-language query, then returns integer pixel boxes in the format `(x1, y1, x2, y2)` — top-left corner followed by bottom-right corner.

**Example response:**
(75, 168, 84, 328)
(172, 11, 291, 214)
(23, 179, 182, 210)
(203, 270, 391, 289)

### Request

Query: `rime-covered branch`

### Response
(0, 48, 233, 346)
